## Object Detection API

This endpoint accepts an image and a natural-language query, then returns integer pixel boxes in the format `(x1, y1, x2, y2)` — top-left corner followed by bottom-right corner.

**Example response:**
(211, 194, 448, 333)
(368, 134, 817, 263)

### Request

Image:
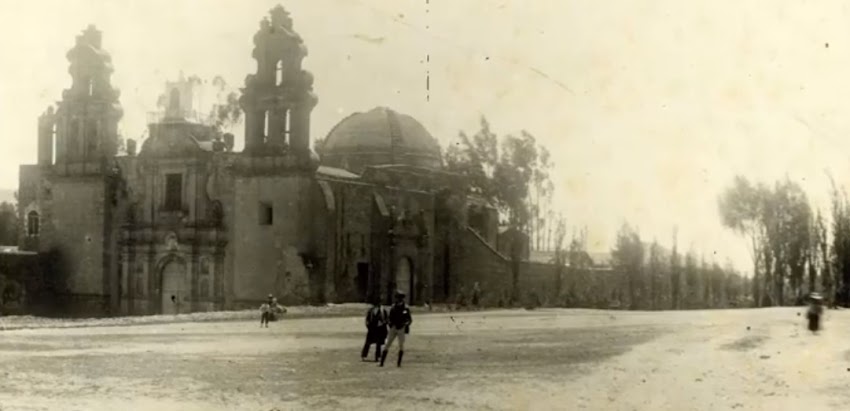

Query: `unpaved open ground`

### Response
(0, 307, 848, 410)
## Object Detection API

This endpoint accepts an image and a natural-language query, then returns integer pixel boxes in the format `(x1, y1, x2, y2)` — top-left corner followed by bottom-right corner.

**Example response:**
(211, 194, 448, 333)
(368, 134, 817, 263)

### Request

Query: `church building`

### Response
(16, 6, 508, 316)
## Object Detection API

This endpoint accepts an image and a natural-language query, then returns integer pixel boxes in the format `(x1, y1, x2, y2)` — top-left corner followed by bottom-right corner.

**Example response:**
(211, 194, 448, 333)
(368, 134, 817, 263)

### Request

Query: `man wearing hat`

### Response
(380, 290, 413, 367)
(361, 298, 388, 362)
(259, 294, 274, 328)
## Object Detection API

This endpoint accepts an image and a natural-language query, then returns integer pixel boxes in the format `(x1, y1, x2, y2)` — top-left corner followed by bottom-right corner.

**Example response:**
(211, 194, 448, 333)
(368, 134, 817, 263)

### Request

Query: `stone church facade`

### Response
(16, 6, 508, 316)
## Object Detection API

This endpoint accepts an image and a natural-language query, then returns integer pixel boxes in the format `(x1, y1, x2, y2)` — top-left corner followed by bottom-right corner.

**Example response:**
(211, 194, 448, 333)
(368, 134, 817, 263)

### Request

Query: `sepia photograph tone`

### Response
(0, 0, 849, 410)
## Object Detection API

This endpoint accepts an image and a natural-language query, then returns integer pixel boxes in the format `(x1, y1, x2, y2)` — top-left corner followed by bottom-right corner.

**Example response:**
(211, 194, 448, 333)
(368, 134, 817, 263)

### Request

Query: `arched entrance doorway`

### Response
(395, 257, 414, 303)
(160, 258, 188, 315)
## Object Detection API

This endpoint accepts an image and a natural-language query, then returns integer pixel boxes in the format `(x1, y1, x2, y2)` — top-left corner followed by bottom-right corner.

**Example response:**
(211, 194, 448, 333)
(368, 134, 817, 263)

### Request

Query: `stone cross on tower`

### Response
(240, 5, 318, 161)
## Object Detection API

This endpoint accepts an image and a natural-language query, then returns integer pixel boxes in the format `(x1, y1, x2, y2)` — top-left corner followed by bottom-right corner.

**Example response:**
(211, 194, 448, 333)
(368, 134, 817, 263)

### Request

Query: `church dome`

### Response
(319, 107, 442, 173)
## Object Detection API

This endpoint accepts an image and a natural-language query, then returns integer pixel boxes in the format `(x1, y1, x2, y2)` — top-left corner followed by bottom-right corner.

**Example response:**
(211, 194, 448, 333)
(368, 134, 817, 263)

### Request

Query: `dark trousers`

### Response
(361, 327, 386, 360)
(261, 312, 270, 326)
(807, 312, 821, 332)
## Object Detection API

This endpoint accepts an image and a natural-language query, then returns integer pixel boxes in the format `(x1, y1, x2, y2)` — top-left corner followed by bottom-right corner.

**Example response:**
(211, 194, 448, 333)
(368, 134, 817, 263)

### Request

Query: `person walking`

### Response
(380, 291, 413, 368)
(361, 299, 388, 362)
(259, 294, 273, 328)
(807, 292, 825, 333)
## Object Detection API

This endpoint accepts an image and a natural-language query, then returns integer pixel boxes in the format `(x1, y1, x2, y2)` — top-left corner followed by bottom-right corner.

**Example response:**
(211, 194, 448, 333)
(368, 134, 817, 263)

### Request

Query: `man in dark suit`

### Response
(807, 292, 824, 333)
(361, 299, 388, 362)
(380, 291, 413, 367)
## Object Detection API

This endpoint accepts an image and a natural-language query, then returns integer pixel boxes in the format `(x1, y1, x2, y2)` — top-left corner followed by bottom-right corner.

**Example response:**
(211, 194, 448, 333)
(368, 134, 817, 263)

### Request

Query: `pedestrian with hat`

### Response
(260, 294, 274, 328)
(361, 298, 388, 362)
(380, 290, 413, 367)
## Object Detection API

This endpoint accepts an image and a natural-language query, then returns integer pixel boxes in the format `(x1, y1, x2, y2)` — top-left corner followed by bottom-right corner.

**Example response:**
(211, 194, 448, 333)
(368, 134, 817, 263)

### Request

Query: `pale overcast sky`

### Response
(4, 0, 850, 272)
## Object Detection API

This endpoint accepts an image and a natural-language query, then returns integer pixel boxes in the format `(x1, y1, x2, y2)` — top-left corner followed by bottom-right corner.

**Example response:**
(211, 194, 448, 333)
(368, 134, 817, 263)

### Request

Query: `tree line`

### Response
(445, 117, 754, 310)
(720, 174, 850, 307)
(550, 223, 751, 310)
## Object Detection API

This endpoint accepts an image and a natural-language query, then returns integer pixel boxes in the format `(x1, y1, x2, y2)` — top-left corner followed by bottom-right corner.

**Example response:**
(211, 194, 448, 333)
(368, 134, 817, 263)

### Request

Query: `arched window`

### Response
(26, 211, 39, 237)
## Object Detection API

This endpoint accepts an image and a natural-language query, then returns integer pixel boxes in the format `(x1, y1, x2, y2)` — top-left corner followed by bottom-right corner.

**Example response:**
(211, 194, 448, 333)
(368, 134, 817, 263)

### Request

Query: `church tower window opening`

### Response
(284, 109, 291, 146)
(51, 123, 57, 165)
(263, 112, 270, 142)
(276, 60, 283, 86)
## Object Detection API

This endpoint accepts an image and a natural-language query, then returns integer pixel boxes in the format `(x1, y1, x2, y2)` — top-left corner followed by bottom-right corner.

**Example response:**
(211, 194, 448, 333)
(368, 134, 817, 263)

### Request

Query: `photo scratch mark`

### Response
(352, 34, 385, 45)
(351, 0, 573, 97)
(426, 0, 430, 102)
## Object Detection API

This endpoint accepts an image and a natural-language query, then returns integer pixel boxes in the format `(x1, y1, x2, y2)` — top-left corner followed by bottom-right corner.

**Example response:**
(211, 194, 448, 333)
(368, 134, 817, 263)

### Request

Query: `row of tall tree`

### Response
(561, 223, 751, 310)
(443, 118, 753, 310)
(718, 175, 850, 307)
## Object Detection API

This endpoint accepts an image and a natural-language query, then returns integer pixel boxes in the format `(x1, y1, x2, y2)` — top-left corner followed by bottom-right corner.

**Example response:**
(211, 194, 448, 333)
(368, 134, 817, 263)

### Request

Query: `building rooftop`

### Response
(319, 107, 443, 172)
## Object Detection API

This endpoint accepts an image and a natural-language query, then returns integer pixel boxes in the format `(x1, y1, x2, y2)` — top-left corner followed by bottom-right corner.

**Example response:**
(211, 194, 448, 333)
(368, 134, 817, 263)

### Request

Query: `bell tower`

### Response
(54, 25, 123, 167)
(240, 5, 318, 159)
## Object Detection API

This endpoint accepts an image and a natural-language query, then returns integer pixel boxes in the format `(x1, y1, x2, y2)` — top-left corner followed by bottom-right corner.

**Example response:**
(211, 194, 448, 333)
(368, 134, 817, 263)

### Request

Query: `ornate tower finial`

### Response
(269, 5, 293, 30)
(53, 26, 123, 165)
(240, 5, 318, 165)
(80, 25, 102, 49)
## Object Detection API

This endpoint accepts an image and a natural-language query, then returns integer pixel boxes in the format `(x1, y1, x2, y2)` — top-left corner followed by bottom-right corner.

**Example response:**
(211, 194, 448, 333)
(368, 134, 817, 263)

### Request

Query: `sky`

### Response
(4, 0, 850, 273)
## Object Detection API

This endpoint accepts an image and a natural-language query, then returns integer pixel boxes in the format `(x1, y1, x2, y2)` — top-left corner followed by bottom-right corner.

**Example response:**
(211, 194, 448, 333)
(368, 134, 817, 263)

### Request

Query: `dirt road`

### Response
(0, 307, 847, 410)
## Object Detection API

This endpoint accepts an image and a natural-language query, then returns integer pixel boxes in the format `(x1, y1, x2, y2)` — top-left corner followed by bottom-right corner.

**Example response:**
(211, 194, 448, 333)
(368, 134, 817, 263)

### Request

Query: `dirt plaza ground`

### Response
(0, 306, 849, 411)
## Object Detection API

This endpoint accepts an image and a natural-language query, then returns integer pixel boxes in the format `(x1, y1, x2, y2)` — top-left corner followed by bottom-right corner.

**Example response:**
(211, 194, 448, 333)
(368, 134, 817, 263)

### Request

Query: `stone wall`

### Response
(206, 154, 237, 310)
(46, 177, 108, 296)
(448, 227, 567, 308)
(519, 261, 561, 306)
(449, 227, 513, 306)
(230, 174, 316, 304)
(331, 181, 375, 303)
